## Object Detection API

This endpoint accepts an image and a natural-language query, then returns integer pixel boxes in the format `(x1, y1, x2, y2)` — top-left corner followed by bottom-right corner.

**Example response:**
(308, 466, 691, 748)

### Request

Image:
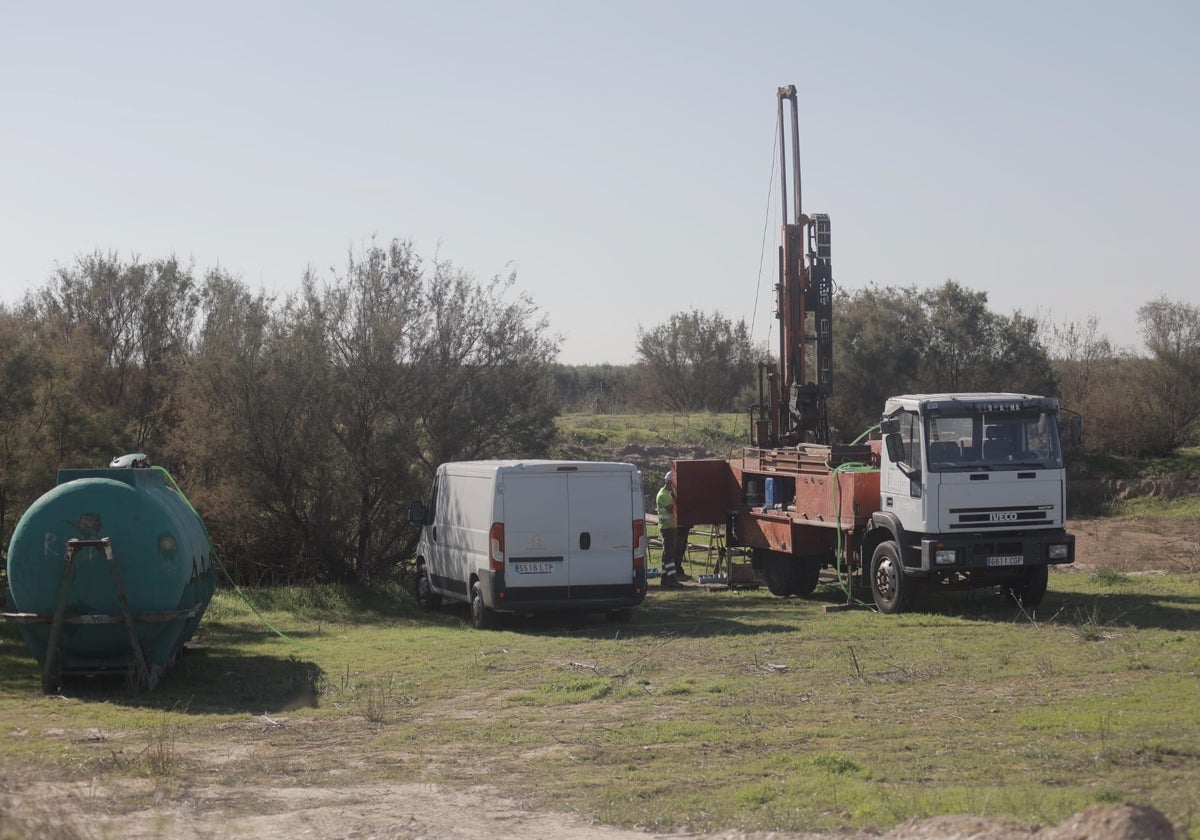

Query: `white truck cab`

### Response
(870, 392, 1076, 612)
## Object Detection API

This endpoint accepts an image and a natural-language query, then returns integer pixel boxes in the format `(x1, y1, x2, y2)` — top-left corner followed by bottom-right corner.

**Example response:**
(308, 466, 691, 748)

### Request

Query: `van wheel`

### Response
(470, 582, 495, 630)
(415, 569, 442, 610)
(870, 541, 913, 614)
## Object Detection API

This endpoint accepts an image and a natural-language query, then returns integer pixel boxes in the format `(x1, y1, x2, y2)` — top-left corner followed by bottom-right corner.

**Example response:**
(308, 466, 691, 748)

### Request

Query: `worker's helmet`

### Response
(665, 470, 672, 482)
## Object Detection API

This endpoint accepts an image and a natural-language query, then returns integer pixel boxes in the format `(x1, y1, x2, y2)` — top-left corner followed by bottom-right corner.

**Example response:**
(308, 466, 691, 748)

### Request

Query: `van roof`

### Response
(438, 459, 638, 475)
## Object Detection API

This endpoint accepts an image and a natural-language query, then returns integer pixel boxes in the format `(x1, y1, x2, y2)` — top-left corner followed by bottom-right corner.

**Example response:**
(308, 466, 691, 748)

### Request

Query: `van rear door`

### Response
(565, 470, 636, 594)
(501, 471, 571, 597)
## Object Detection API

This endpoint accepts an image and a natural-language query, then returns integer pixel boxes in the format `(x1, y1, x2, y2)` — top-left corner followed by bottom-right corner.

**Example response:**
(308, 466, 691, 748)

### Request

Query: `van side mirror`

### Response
(407, 501, 427, 527)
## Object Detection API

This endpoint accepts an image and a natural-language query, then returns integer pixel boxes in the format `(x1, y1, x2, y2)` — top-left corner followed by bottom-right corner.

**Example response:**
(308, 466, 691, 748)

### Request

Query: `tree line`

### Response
(0, 243, 558, 585)
(567, 281, 1200, 460)
(2, 244, 1198, 585)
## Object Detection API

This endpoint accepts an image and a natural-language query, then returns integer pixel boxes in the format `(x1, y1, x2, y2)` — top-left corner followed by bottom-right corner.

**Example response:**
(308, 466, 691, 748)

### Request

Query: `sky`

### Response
(2, 1, 1197, 364)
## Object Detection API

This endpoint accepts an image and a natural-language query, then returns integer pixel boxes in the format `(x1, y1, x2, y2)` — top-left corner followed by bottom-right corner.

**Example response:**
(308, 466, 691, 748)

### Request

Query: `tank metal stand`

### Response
(41, 538, 153, 693)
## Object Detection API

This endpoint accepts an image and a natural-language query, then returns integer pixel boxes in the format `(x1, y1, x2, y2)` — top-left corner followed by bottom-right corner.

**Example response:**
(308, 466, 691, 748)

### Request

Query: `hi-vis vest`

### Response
(656, 485, 675, 528)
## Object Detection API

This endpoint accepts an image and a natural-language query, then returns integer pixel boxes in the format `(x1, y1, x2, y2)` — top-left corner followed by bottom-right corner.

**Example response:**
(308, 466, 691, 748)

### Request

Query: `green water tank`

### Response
(3, 461, 216, 690)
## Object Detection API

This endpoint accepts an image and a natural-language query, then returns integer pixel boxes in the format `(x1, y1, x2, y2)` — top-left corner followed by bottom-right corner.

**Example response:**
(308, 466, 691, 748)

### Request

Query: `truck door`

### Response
(882, 410, 925, 531)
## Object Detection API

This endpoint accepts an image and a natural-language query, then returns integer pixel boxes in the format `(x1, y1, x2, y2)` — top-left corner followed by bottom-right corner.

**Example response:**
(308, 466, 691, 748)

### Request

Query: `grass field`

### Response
(2, 565, 1198, 837)
(555, 411, 746, 456)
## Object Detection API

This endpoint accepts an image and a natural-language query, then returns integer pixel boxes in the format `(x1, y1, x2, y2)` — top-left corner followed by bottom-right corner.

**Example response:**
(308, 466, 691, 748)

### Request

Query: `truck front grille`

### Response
(946, 505, 1053, 530)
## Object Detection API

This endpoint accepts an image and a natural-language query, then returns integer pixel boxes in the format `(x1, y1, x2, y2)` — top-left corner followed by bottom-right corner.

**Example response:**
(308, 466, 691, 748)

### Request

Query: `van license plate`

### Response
(513, 562, 555, 574)
(986, 555, 1024, 567)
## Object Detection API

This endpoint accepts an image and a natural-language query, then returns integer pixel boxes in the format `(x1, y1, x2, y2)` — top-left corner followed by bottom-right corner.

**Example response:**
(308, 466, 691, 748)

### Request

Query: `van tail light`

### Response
(632, 519, 646, 569)
(489, 522, 505, 572)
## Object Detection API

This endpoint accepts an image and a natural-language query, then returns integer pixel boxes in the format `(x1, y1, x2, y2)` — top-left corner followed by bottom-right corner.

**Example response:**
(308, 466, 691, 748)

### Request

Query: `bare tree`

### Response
(1133, 296, 1200, 453)
(0, 310, 52, 544)
(33, 251, 199, 451)
(414, 259, 560, 469)
(830, 284, 926, 439)
(917, 281, 1057, 396)
(1048, 315, 1117, 410)
(172, 241, 560, 585)
(635, 309, 755, 412)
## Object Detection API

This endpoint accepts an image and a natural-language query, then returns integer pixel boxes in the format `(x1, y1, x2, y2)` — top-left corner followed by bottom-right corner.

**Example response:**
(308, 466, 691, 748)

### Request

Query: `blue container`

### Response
(4, 464, 215, 690)
(764, 477, 777, 509)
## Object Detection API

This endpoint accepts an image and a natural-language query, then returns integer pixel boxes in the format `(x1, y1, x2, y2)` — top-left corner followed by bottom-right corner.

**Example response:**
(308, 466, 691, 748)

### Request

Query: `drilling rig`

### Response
(759, 84, 834, 449)
(670, 85, 1075, 613)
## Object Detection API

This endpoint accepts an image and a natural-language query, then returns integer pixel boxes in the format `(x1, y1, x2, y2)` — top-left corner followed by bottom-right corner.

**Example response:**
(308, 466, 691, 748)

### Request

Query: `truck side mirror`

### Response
(879, 417, 900, 435)
(1069, 415, 1083, 448)
(407, 501, 427, 527)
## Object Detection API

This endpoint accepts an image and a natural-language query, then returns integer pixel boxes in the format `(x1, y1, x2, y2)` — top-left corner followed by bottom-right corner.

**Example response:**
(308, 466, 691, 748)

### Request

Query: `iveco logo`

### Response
(990, 512, 1019, 522)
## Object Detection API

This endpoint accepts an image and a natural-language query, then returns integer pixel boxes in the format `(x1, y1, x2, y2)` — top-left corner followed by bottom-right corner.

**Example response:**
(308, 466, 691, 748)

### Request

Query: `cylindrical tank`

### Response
(3, 462, 215, 690)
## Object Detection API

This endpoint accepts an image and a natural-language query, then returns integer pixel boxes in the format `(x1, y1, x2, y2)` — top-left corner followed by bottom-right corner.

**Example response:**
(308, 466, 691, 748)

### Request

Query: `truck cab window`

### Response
(900, 410, 920, 466)
(927, 412, 1063, 472)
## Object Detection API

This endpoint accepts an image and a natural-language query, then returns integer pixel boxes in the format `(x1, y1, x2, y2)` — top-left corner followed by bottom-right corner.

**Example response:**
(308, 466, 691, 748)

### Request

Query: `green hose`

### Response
(828, 425, 881, 605)
(154, 466, 321, 651)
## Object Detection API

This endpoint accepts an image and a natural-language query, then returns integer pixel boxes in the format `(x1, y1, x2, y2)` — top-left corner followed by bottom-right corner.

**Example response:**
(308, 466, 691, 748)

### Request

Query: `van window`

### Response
(427, 476, 439, 519)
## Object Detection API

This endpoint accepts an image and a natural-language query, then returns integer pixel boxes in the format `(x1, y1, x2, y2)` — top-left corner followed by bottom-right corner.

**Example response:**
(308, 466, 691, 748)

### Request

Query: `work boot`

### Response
(676, 571, 694, 582)
(660, 575, 683, 589)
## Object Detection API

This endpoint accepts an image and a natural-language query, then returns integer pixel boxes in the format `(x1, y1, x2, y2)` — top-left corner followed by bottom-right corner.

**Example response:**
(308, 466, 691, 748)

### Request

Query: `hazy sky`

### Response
(3, 1, 1196, 364)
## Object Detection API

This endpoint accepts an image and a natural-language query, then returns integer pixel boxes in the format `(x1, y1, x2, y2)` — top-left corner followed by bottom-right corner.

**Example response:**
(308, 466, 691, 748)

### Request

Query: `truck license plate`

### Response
(512, 562, 555, 574)
(986, 555, 1024, 567)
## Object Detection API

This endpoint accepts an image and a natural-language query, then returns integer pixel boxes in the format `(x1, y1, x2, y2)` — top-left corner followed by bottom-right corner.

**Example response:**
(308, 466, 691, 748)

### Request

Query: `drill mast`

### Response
(759, 84, 833, 447)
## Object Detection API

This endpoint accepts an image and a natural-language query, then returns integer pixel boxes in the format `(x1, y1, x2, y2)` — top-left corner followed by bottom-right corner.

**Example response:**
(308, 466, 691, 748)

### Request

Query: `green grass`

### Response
(1066, 444, 1200, 518)
(556, 411, 745, 456)
(2, 570, 1199, 836)
(1069, 444, 1200, 481)
(1111, 495, 1200, 518)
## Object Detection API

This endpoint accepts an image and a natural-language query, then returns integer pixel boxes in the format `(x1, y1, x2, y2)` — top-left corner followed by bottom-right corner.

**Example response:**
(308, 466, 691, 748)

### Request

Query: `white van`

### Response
(407, 460, 648, 628)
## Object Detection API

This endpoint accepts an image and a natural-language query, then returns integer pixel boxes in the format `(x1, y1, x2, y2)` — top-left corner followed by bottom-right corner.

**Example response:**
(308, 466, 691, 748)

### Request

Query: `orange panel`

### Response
(671, 459, 735, 527)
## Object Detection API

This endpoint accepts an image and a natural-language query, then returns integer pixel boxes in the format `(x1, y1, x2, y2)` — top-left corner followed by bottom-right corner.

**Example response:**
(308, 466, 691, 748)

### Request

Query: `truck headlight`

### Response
(934, 548, 957, 565)
(1048, 543, 1069, 560)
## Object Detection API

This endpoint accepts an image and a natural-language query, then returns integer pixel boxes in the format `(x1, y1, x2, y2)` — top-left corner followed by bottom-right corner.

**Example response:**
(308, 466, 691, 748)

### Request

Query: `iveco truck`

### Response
(669, 86, 1075, 614)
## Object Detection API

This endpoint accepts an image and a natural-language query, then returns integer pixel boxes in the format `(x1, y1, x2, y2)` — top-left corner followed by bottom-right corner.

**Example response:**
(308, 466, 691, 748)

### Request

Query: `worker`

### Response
(656, 471, 692, 587)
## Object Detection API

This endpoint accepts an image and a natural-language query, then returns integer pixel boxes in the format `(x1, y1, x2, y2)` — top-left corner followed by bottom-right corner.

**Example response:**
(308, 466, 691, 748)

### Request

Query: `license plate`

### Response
(512, 562, 555, 574)
(986, 555, 1024, 567)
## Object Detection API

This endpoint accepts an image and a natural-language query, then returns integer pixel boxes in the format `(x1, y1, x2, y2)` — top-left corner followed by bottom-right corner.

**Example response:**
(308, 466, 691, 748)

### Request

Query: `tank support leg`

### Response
(65, 538, 153, 692)
(41, 549, 79, 694)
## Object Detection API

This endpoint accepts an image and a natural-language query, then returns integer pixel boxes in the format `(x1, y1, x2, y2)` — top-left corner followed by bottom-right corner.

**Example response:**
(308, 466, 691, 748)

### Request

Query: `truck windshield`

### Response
(925, 411, 1063, 472)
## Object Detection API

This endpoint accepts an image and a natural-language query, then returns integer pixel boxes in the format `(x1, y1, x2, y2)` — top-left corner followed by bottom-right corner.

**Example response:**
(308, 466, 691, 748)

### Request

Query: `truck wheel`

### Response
(870, 541, 913, 614)
(794, 557, 821, 597)
(470, 582, 495, 630)
(762, 551, 801, 597)
(1007, 565, 1049, 607)
(414, 568, 442, 610)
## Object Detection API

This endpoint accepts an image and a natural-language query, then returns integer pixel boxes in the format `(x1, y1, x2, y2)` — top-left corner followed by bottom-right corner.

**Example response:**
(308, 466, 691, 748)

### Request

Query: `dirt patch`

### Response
(0, 779, 1176, 840)
(881, 804, 1174, 839)
(1068, 517, 1200, 574)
